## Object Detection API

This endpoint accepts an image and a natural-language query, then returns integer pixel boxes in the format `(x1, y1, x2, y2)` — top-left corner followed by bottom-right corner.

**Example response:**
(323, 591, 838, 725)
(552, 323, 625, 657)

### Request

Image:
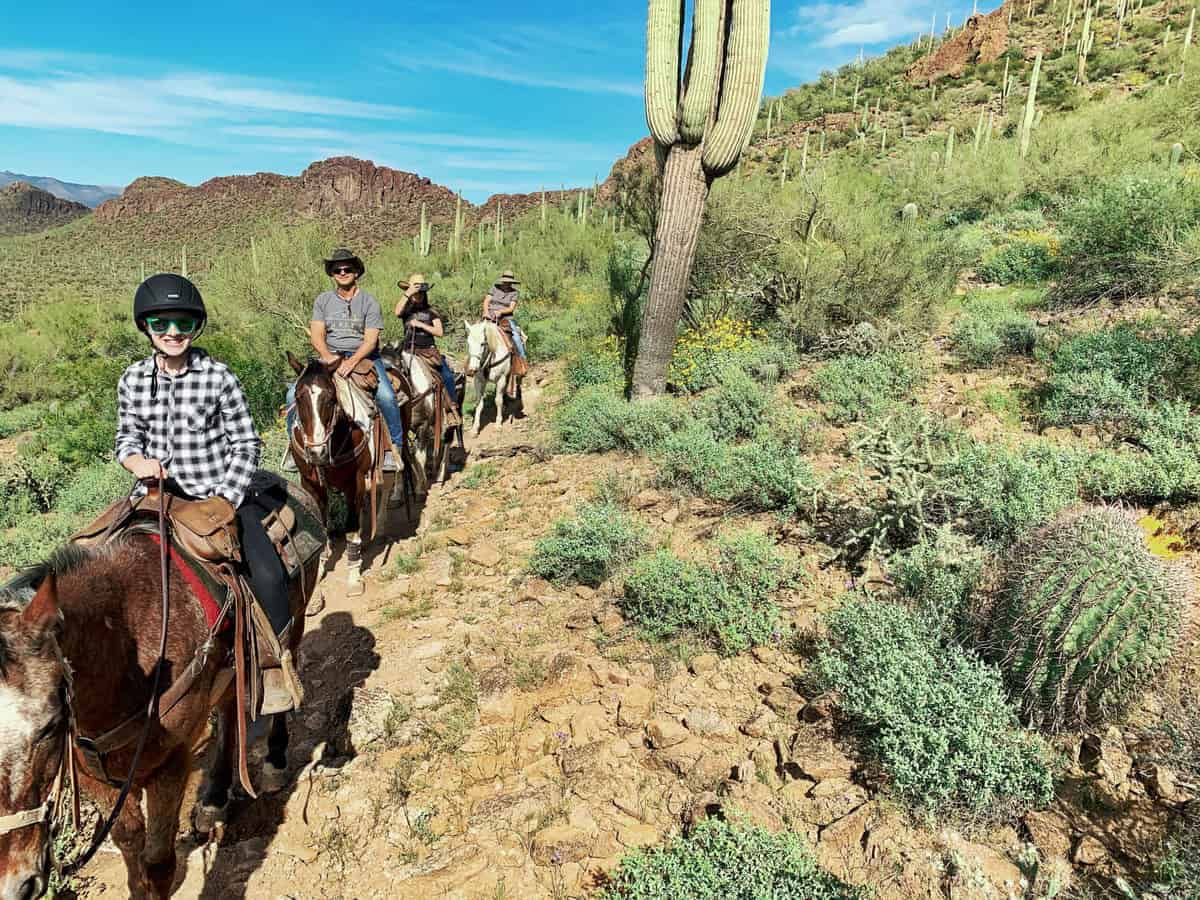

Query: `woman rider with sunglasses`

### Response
(115, 273, 301, 714)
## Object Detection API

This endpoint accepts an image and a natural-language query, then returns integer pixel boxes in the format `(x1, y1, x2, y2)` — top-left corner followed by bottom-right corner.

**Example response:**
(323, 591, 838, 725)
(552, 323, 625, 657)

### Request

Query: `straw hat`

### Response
(403, 273, 433, 297)
(495, 269, 520, 286)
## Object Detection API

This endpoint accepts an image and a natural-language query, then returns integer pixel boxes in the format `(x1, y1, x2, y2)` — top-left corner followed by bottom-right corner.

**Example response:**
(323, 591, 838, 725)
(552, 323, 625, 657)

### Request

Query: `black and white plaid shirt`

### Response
(115, 350, 261, 507)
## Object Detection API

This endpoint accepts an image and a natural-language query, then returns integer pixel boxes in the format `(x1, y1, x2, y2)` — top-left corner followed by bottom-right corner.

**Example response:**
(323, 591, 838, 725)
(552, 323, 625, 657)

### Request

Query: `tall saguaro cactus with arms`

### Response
(630, 0, 771, 398)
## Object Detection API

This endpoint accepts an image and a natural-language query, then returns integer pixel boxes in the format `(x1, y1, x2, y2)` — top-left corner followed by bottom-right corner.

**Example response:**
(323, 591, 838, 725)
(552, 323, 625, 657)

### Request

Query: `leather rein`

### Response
(0, 481, 174, 877)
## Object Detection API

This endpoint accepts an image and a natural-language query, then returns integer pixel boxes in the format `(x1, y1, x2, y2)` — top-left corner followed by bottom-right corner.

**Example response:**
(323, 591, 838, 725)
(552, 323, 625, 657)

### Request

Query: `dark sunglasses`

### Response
(145, 315, 200, 336)
(331, 266, 357, 275)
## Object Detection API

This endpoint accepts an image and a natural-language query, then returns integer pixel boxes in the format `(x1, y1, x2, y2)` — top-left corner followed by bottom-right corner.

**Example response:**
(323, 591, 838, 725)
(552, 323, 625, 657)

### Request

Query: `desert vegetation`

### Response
(3, 0, 1200, 897)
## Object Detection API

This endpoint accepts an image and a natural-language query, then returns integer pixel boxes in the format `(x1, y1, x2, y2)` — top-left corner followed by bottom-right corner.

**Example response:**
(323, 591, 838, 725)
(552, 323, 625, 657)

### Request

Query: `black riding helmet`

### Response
(133, 273, 207, 336)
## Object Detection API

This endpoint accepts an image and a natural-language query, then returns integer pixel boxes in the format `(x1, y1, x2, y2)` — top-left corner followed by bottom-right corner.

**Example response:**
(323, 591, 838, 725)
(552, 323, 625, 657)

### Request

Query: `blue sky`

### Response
(0, 1, 1000, 202)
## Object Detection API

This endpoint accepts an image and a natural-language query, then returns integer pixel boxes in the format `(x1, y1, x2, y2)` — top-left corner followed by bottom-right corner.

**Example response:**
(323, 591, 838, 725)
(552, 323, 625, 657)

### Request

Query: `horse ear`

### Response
(22, 574, 60, 640)
(287, 351, 305, 375)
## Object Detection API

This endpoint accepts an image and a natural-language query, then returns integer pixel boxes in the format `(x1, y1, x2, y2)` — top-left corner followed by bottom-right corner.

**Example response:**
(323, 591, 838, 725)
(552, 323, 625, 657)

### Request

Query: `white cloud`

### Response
(788, 1, 932, 48)
(0, 69, 415, 138)
(390, 49, 642, 97)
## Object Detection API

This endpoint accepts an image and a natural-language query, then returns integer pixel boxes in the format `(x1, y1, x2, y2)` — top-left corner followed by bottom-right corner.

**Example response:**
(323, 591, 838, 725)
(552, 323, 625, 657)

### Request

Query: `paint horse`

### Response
(380, 344, 458, 495)
(287, 352, 397, 593)
(464, 319, 522, 436)
(0, 534, 321, 899)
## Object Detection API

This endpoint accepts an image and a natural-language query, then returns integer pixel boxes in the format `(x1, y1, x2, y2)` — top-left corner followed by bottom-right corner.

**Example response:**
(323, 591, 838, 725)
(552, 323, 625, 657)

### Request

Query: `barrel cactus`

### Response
(982, 505, 1194, 731)
(631, 0, 771, 397)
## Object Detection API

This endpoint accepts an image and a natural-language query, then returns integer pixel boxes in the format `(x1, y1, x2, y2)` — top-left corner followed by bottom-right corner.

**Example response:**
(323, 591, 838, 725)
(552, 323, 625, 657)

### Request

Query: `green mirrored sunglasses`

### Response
(145, 315, 199, 336)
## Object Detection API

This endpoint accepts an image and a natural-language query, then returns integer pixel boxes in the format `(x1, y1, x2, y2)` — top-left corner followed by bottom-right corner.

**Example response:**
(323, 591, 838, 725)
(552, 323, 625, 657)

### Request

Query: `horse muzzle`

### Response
(0, 839, 51, 900)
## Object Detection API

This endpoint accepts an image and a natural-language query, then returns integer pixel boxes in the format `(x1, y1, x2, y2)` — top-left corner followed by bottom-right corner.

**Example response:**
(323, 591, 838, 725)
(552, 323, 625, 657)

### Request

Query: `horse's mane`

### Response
(0, 543, 99, 676)
(297, 358, 331, 385)
(0, 544, 99, 613)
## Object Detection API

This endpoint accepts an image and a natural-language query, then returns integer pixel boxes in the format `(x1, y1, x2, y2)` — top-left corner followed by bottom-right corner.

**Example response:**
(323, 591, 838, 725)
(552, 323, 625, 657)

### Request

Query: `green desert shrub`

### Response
(816, 598, 1056, 817)
(599, 817, 864, 900)
(812, 351, 924, 425)
(564, 347, 623, 392)
(553, 386, 687, 455)
(0, 403, 49, 438)
(980, 505, 1193, 731)
(938, 441, 1081, 543)
(1052, 174, 1200, 306)
(977, 238, 1058, 285)
(53, 462, 132, 517)
(0, 454, 71, 527)
(951, 296, 1040, 367)
(621, 531, 797, 656)
(695, 365, 771, 440)
(528, 501, 646, 587)
(888, 526, 985, 642)
(655, 425, 819, 516)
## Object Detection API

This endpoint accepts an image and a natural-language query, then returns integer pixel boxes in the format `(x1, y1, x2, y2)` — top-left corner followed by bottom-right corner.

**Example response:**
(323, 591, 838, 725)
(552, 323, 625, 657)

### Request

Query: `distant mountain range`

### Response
(0, 171, 123, 208)
(0, 181, 89, 236)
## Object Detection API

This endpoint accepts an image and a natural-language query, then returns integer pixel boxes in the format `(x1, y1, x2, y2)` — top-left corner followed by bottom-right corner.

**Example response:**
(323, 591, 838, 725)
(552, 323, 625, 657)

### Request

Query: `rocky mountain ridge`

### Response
(0, 181, 89, 237)
(0, 170, 121, 208)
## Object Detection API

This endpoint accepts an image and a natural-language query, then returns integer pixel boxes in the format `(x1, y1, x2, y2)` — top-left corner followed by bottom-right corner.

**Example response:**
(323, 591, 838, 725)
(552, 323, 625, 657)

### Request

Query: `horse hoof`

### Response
(260, 762, 289, 794)
(193, 801, 229, 836)
(305, 591, 326, 617)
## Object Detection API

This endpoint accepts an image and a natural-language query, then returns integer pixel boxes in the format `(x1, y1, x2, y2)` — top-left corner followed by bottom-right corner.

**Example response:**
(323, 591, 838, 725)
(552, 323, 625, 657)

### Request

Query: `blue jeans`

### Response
(286, 354, 405, 451)
(438, 357, 458, 405)
(508, 320, 527, 360)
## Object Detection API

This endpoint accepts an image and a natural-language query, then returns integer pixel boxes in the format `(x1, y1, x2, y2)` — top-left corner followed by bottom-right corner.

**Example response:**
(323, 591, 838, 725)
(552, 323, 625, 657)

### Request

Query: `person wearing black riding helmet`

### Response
(116, 273, 300, 714)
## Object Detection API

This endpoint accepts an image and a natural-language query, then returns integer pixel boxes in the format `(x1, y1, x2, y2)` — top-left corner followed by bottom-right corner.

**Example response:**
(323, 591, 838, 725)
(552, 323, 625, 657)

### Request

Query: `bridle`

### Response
(288, 377, 368, 472)
(0, 483, 172, 878)
(466, 321, 510, 378)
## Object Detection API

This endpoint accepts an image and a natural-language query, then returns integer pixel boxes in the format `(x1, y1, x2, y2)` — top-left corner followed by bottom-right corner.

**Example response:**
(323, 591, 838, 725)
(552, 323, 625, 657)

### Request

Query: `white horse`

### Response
(381, 344, 452, 495)
(464, 319, 518, 436)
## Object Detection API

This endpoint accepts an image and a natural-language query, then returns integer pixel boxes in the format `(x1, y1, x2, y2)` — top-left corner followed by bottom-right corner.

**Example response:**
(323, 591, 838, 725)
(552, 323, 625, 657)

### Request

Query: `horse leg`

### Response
(142, 745, 191, 898)
(195, 697, 236, 834)
(261, 713, 291, 793)
(88, 777, 150, 898)
(473, 375, 485, 436)
(494, 377, 505, 430)
(344, 486, 364, 595)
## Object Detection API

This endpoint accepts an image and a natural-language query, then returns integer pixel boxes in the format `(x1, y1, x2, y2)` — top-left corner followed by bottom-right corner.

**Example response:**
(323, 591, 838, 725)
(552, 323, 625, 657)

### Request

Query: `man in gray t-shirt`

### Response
(285, 248, 405, 454)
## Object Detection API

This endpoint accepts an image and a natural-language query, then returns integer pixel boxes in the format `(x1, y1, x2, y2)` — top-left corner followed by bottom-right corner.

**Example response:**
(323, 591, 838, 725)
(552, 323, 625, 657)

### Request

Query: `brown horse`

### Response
(0, 533, 320, 899)
(287, 353, 393, 593)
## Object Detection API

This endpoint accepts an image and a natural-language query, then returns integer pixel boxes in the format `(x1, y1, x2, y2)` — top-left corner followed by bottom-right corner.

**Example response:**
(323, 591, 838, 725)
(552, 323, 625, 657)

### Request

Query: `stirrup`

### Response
(259, 650, 304, 716)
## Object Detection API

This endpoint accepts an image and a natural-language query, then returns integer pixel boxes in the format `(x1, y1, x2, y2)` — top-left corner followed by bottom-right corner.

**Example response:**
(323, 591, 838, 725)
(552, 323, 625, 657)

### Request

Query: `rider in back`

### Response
(287, 248, 406, 461)
(116, 273, 300, 713)
(482, 269, 527, 361)
(396, 273, 458, 407)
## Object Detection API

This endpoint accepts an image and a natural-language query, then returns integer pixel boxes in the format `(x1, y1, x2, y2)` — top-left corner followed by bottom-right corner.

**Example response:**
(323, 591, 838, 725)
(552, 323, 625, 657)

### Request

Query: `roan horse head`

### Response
(0, 575, 69, 900)
(287, 351, 344, 466)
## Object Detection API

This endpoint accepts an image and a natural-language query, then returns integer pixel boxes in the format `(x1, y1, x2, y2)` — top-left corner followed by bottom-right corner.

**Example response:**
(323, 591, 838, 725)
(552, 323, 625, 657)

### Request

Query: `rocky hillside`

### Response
(0, 181, 88, 236)
(0, 170, 121, 208)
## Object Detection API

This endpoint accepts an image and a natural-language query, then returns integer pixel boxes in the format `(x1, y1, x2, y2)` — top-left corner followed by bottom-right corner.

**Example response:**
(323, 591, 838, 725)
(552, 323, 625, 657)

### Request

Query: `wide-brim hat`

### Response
(323, 248, 365, 276)
(495, 269, 520, 285)
(404, 273, 434, 297)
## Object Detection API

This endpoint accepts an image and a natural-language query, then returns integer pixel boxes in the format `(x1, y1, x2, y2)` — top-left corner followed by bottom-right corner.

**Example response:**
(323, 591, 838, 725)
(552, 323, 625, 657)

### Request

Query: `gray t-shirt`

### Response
(487, 286, 518, 319)
(311, 288, 384, 354)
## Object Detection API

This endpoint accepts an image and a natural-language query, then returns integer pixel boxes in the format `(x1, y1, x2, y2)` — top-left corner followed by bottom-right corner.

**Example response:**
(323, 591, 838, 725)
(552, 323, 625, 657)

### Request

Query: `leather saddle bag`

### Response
(348, 358, 380, 394)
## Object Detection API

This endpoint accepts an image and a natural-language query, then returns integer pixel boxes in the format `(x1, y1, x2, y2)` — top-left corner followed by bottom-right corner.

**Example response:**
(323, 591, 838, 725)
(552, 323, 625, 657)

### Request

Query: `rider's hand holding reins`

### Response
(126, 455, 168, 482)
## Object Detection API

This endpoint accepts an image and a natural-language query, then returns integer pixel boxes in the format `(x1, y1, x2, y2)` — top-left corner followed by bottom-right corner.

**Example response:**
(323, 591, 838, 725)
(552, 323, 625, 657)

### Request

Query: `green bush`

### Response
(1053, 174, 1200, 306)
(0, 454, 71, 528)
(695, 366, 771, 440)
(621, 532, 796, 656)
(938, 441, 1081, 543)
(977, 239, 1058, 285)
(812, 351, 923, 425)
(888, 526, 985, 642)
(815, 598, 1056, 817)
(655, 425, 818, 517)
(599, 817, 864, 900)
(564, 348, 623, 393)
(0, 403, 49, 439)
(1038, 370, 1144, 430)
(553, 385, 687, 455)
(951, 296, 1040, 367)
(528, 502, 646, 587)
(54, 462, 131, 517)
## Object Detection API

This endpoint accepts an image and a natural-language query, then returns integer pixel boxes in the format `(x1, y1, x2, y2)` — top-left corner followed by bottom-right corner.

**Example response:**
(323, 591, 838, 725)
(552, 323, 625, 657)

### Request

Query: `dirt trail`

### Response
(70, 362, 1179, 900)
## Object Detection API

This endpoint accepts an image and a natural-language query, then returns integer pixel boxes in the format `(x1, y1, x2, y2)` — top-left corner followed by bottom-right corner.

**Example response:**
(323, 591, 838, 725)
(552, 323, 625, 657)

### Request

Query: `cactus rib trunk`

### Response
(631, 144, 711, 398)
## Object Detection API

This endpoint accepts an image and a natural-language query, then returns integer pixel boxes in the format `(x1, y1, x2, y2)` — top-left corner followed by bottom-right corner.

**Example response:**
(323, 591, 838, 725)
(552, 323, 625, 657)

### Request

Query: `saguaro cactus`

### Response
(631, 0, 771, 397)
(1020, 50, 1043, 159)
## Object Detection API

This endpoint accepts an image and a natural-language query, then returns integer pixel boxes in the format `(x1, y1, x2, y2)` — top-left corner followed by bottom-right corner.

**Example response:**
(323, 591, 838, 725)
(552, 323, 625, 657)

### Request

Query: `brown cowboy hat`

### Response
(403, 273, 434, 297)
(495, 269, 520, 285)
(323, 248, 365, 276)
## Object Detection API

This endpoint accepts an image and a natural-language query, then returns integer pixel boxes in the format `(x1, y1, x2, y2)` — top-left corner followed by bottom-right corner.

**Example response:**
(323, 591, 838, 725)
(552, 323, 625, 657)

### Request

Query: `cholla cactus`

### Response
(982, 506, 1193, 731)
